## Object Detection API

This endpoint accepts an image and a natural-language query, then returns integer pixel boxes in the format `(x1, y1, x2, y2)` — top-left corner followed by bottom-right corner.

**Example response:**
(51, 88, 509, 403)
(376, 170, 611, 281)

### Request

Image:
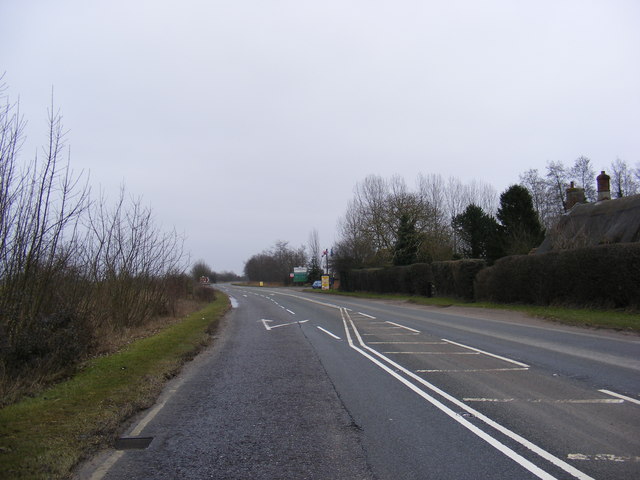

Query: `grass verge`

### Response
(308, 289, 639, 332)
(0, 293, 230, 479)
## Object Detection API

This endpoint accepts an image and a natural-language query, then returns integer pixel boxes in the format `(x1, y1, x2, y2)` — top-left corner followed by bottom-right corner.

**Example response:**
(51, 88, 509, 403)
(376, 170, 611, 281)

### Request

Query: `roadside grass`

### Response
(309, 289, 640, 332)
(0, 293, 230, 480)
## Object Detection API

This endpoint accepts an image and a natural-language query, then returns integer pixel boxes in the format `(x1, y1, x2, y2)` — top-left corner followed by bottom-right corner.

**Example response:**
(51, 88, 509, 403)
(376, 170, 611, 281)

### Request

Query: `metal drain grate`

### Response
(114, 436, 153, 450)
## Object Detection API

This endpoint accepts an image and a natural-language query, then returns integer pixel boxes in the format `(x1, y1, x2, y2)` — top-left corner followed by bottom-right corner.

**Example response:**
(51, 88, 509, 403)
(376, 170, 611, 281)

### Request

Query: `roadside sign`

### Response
(293, 266, 308, 283)
(321, 275, 330, 290)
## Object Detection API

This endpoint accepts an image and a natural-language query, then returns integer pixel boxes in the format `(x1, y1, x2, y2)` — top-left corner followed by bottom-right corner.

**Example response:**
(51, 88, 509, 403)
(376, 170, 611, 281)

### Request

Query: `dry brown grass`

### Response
(91, 299, 206, 357)
(0, 298, 209, 408)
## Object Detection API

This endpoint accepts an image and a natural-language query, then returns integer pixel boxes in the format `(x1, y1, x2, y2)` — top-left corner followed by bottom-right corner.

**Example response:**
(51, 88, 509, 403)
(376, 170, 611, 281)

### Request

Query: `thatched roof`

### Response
(536, 194, 640, 254)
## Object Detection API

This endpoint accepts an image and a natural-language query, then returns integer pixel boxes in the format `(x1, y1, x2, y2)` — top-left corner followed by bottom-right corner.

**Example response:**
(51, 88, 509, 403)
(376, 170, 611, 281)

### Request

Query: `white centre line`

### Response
(317, 326, 341, 340)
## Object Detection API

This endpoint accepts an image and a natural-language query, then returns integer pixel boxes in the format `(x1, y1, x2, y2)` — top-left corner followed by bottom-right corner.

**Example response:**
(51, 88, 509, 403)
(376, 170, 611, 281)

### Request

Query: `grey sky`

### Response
(2, 0, 639, 274)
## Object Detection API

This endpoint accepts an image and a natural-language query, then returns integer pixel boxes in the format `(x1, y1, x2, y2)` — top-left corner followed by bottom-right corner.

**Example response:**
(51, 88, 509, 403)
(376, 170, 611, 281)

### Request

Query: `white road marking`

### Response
(339, 308, 564, 480)
(464, 398, 624, 404)
(369, 341, 447, 345)
(286, 309, 296, 315)
(89, 452, 124, 480)
(362, 333, 420, 336)
(442, 339, 530, 368)
(384, 351, 480, 355)
(386, 321, 420, 333)
(229, 297, 239, 308)
(317, 326, 341, 340)
(417, 367, 529, 373)
(568, 453, 640, 462)
(357, 312, 376, 319)
(265, 319, 309, 330)
(599, 389, 640, 405)
(89, 381, 188, 479)
(341, 308, 594, 480)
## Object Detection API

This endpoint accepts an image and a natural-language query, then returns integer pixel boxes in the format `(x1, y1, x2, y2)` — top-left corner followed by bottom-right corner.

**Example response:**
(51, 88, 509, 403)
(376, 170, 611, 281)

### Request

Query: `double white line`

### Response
(339, 307, 594, 480)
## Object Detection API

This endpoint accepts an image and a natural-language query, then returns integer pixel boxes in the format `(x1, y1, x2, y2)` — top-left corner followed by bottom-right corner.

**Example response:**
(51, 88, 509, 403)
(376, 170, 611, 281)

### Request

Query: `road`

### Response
(80, 286, 640, 480)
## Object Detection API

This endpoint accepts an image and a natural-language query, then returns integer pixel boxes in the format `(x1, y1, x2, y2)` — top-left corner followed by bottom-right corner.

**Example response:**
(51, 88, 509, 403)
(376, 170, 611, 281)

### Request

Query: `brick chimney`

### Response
(597, 171, 611, 201)
(566, 181, 586, 209)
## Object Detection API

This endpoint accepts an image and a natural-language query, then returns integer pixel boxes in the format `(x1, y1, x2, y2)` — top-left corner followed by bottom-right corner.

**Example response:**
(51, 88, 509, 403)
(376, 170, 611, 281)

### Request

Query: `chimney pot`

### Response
(597, 171, 611, 201)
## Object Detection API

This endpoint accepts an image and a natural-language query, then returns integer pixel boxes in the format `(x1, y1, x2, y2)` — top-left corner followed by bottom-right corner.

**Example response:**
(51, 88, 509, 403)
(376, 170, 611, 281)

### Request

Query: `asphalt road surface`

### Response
(79, 286, 640, 480)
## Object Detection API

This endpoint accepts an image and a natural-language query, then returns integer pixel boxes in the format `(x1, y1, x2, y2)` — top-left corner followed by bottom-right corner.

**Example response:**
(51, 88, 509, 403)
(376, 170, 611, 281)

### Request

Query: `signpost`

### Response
(293, 266, 308, 283)
(321, 275, 330, 290)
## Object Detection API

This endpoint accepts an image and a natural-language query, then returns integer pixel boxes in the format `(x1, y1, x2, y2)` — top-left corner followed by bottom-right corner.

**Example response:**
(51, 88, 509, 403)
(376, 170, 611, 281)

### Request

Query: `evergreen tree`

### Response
(451, 204, 501, 260)
(497, 185, 545, 255)
(393, 213, 420, 266)
(307, 255, 323, 282)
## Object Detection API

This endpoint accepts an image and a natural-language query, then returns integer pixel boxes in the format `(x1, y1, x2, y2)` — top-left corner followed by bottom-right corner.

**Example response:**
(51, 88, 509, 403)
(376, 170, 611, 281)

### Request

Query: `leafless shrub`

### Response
(0, 82, 190, 404)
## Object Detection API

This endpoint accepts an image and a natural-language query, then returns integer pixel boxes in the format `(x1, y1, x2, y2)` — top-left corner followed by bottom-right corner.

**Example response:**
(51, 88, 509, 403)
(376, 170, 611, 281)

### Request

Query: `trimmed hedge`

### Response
(339, 260, 484, 300)
(339, 263, 432, 296)
(474, 243, 640, 308)
(432, 259, 486, 301)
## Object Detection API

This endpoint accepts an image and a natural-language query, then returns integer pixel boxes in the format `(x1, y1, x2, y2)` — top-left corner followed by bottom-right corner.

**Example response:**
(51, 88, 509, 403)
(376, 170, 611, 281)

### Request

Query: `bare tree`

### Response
(307, 228, 321, 267)
(609, 157, 639, 198)
(569, 156, 596, 201)
(244, 241, 306, 283)
(415, 173, 453, 260)
(545, 160, 569, 215)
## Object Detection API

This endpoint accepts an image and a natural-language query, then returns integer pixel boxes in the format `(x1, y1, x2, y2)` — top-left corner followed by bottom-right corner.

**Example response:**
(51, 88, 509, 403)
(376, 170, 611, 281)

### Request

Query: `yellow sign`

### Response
(321, 275, 330, 290)
(259, 281, 264, 287)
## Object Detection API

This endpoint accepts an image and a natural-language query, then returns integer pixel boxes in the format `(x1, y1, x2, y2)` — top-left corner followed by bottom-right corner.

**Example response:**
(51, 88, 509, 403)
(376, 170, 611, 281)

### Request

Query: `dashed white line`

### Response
(357, 312, 376, 319)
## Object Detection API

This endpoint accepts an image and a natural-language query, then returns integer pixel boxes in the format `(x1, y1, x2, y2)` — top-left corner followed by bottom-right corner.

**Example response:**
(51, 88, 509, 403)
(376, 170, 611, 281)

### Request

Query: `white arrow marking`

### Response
(260, 319, 308, 331)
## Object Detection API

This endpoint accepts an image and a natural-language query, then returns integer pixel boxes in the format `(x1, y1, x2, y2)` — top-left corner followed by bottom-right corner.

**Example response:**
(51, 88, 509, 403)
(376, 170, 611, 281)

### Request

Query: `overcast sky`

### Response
(2, 0, 639, 274)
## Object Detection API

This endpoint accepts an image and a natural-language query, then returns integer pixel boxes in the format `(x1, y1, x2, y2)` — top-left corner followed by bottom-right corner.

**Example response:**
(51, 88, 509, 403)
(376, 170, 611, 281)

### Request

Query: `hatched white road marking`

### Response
(442, 339, 530, 368)
(417, 367, 529, 373)
(384, 351, 479, 355)
(386, 321, 420, 333)
(599, 389, 640, 406)
(568, 453, 640, 462)
(464, 398, 624, 404)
